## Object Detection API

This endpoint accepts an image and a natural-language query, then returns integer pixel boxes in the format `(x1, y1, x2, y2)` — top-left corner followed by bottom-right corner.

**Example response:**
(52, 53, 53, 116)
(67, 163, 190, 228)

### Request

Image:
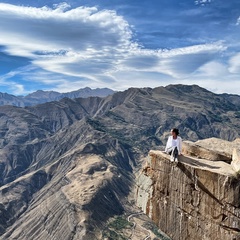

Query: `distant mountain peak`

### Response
(0, 87, 115, 107)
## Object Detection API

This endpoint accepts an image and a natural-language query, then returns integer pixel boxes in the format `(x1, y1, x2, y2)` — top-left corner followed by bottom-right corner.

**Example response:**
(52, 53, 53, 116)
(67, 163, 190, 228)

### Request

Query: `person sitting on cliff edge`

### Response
(165, 128, 182, 163)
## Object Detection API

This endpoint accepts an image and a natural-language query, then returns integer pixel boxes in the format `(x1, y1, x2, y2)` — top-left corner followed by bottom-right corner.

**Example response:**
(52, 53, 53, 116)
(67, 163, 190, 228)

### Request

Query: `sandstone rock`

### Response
(232, 148, 240, 173)
(195, 137, 240, 158)
(182, 140, 232, 162)
(234, 138, 240, 144)
(136, 144, 240, 240)
(135, 170, 153, 217)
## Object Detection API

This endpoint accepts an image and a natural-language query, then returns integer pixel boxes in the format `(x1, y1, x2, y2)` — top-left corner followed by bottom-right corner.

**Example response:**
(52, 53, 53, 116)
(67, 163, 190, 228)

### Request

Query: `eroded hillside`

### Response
(0, 84, 240, 239)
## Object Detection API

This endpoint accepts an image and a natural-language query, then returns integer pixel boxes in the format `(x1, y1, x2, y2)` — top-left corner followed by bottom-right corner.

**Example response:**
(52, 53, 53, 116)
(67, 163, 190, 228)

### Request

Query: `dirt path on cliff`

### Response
(127, 212, 151, 240)
(126, 211, 170, 240)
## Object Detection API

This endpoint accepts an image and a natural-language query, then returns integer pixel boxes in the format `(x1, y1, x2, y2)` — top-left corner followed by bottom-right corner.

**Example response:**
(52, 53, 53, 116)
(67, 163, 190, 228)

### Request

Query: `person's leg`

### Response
(166, 147, 174, 162)
(173, 147, 178, 162)
(166, 147, 172, 154)
(170, 147, 175, 162)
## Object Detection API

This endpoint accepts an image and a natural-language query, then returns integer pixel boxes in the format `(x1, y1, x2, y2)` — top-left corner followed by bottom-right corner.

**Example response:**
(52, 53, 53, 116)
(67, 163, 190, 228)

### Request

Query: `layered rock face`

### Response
(136, 138, 240, 240)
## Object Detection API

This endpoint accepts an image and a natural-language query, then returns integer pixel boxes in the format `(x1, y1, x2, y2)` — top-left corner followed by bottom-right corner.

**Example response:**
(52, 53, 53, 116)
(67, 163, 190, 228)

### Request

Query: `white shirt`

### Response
(172, 139, 178, 147)
(165, 136, 182, 154)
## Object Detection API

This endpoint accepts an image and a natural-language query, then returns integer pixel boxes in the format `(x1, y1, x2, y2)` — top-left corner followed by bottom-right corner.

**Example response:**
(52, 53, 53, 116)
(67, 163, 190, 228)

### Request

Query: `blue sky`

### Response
(1, 0, 240, 95)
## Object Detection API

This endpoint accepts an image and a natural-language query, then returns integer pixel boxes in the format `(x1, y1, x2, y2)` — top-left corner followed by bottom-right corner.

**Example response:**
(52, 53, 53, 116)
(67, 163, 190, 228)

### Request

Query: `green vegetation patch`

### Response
(102, 216, 133, 240)
(108, 216, 133, 230)
(102, 230, 127, 240)
(142, 222, 171, 240)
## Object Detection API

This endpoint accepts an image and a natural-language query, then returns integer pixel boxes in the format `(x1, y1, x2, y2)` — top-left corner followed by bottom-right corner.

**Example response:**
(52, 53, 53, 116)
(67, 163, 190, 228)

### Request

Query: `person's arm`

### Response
(165, 136, 171, 152)
(178, 137, 182, 154)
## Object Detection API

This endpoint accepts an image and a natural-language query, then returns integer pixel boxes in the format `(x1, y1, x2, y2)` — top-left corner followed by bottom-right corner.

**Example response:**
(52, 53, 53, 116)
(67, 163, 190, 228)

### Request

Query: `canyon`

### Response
(0, 84, 239, 239)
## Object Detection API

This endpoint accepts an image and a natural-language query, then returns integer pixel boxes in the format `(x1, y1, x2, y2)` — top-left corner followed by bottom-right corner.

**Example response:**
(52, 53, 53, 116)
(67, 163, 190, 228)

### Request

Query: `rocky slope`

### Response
(0, 84, 239, 239)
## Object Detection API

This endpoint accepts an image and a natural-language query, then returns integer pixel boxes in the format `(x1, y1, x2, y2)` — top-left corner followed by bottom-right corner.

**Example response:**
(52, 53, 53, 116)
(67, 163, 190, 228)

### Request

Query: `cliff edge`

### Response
(136, 138, 240, 240)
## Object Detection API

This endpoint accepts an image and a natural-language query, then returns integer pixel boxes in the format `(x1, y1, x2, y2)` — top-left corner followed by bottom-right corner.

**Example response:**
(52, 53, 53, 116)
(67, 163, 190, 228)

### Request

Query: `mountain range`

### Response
(0, 84, 240, 239)
(0, 87, 115, 107)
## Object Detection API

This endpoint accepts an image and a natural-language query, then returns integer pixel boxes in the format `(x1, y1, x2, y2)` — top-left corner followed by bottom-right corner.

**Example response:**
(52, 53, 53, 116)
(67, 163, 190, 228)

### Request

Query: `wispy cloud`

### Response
(0, 2, 239, 94)
(228, 53, 240, 74)
(194, 0, 212, 6)
(236, 16, 240, 25)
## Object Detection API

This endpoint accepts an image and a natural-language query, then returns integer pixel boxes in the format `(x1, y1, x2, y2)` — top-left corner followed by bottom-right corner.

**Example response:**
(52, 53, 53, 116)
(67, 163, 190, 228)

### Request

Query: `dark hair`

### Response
(171, 128, 179, 135)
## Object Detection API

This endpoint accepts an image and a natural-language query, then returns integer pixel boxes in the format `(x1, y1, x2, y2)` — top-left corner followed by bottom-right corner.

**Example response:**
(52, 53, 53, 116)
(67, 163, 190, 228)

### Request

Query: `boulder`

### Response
(231, 148, 240, 172)
(182, 140, 232, 163)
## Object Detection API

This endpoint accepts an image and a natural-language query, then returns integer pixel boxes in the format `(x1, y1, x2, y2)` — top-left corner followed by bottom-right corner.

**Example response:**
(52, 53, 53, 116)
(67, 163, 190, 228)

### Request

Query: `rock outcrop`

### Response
(136, 138, 240, 240)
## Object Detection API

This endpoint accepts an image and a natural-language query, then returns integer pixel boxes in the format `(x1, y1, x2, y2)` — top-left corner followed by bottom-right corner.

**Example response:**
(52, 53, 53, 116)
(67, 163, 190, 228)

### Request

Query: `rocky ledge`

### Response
(136, 138, 240, 240)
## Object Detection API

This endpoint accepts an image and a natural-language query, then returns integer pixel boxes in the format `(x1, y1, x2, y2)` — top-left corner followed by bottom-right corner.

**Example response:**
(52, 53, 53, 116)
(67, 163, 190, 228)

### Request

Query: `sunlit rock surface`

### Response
(136, 138, 240, 240)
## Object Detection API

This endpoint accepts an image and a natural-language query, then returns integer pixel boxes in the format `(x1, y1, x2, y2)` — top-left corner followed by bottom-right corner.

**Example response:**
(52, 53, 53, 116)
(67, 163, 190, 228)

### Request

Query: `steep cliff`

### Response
(136, 138, 240, 240)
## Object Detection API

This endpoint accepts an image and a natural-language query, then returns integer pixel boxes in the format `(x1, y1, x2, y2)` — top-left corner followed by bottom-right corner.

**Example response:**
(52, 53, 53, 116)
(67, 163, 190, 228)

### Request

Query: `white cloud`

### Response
(228, 53, 240, 73)
(0, 74, 24, 95)
(0, 3, 134, 55)
(194, 0, 212, 6)
(179, 58, 240, 95)
(196, 61, 229, 77)
(0, 3, 238, 94)
(236, 17, 240, 25)
(118, 43, 225, 78)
